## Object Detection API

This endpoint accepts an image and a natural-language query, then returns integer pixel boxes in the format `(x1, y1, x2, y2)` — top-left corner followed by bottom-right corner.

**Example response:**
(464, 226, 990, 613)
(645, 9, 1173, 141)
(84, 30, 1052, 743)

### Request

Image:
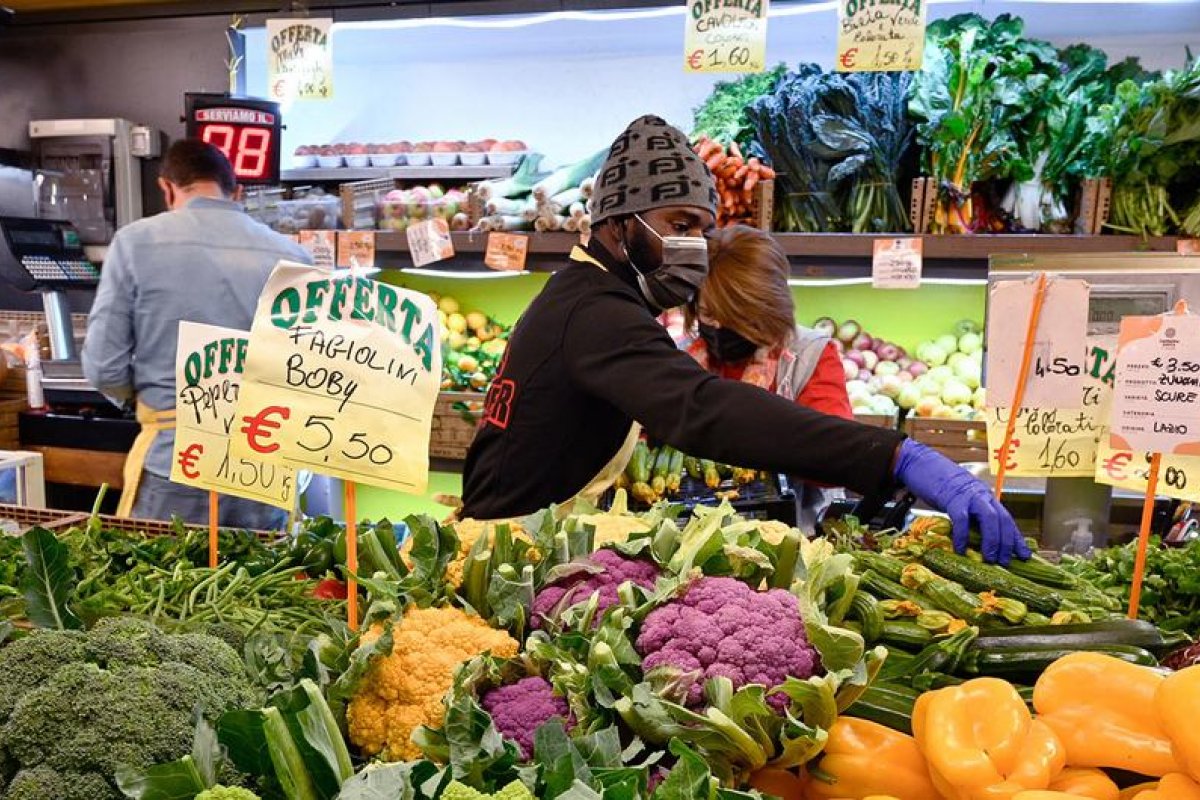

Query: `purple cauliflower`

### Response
(635, 576, 820, 712)
(531, 549, 660, 629)
(480, 676, 570, 759)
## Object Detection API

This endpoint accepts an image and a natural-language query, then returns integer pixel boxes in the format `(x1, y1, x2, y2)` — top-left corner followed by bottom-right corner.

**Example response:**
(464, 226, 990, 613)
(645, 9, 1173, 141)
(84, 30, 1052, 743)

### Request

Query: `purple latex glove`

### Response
(893, 438, 1030, 565)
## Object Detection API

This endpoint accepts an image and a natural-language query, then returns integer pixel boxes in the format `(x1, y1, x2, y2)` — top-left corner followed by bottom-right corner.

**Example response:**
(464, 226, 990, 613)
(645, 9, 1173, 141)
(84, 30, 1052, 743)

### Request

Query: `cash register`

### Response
(0, 216, 99, 401)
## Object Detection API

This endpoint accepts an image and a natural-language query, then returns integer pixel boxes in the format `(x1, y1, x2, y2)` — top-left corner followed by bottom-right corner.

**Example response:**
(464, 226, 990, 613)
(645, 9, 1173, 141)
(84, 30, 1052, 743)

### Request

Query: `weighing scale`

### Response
(0, 216, 100, 400)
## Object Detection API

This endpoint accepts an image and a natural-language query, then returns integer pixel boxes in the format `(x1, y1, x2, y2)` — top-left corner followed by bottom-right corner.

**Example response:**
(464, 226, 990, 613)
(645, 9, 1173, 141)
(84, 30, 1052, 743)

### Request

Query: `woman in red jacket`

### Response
(686, 225, 852, 530)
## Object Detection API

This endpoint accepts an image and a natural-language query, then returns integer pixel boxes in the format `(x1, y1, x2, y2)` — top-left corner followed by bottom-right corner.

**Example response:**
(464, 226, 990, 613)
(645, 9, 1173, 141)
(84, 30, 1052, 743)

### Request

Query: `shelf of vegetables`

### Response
(3, 485, 1200, 800)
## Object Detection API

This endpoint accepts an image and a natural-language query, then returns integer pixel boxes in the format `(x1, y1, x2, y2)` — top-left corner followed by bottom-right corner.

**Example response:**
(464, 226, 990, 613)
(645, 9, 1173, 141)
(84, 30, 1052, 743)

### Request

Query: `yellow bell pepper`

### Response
(1146, 773, 1200, 800)
(1012, 794, 1098, 800)
(1047, 768, 1118, 800)
(913, 677, 1066, 800)
(1155, 664, 1200, 782)
(1033, 653, 1183, 777)
(805, 718, 939, 800)
(1117, 784, 1156, 800)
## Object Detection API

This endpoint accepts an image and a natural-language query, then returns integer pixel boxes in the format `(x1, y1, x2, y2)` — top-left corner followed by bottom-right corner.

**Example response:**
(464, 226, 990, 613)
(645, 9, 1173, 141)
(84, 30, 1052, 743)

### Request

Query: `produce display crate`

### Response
(0, 398, 27, 449)
(854, 412, 898, 430)
(430, 391, 485, 460)
(750, 179, 774, 231)
(0, 503, 85, 533)
(89, 513, 283, 542)
(910, 177, 937, 234)
(903, 416, 988, 464)
(340, 177, 396, 230)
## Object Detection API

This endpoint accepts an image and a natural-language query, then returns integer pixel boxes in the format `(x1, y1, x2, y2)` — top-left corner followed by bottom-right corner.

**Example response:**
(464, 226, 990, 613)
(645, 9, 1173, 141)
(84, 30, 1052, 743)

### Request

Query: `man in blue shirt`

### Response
(82, 140, 310, 529)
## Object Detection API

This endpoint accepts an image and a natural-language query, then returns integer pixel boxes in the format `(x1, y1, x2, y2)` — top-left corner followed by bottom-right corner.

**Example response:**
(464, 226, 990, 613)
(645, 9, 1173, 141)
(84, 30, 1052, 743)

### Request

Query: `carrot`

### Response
(696, 142, 721, 162)
(730, 141, 743, 160)
(745, 173, 760, 192)
(733, 165, 750, 183)
(759, 166, 776, 180)
(748, 157, 761, 170)
(706, 154, 726, 171)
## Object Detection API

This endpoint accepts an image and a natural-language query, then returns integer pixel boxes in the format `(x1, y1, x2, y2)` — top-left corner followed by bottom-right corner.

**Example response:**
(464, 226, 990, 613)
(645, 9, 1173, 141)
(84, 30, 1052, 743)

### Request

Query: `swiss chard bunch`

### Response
(692, 65, 788, 151)
(909, 14, 1059, 233)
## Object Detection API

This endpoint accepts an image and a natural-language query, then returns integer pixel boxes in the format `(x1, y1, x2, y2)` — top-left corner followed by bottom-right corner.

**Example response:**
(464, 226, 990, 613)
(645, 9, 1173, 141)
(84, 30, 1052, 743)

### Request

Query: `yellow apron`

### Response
(440, 246, 640, 524)
(116, 402, 177, 518)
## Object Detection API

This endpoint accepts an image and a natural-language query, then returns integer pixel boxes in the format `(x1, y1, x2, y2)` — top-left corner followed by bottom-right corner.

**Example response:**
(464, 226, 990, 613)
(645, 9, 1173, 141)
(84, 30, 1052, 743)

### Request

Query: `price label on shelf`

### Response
(836, 0, 927, 72)
(683, 0, 769, 74)
(298, 230, 336, 269)
(170, 321, 295, 509)
(484, 232, 529, 272)
(986, 277, 1089, 410)
(231, 261, 442, 493)
(871, 237, 922, 289)
(1095, 440, 1200, 503)
(337, 231, 376, 268)
(406, 218, 455, 268)
(1111, 312, 1200, 456)
(1179, 239, 1200, 256)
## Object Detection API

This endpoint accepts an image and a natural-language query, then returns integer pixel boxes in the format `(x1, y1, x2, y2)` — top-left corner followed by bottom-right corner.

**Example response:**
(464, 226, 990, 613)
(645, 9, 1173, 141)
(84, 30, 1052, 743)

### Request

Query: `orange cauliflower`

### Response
(345, 606, 519, 761)
(401, 519, 531, 588)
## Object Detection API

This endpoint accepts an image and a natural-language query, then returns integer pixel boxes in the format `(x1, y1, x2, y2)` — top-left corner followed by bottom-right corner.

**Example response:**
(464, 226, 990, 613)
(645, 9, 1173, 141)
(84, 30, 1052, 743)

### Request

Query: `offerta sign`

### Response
(232, 262, 442, 493)
(836, 0, 926, 72)
(170, 321, 295, 509)
(684, 0, 770, 74)
(267, 18, 333, 101)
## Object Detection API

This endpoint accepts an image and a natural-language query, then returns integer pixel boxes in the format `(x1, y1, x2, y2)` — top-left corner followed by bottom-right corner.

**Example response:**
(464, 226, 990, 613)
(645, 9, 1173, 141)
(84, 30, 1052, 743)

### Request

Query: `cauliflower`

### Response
(480, 676, 570, 759)
(441, 779, 534, 800)
(531, 549, 660, 629)
(195, 787, 261, 800)
(346, 606, 519, 761)
(401, 519, 530, 587)
(0, 618, 257, 800)
(635, 577, 820, 711)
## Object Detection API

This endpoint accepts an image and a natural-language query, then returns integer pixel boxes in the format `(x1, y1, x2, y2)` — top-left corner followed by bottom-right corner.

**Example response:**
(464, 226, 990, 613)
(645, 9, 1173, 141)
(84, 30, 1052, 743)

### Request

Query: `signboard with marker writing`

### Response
(266, 18, 333, 101)
(170, 321, 295, 509)
(1111, 313, 1200, 456)
(231, 261, 442, 493)
(836, 0, 926, 72)
(683, 0, 769, 74)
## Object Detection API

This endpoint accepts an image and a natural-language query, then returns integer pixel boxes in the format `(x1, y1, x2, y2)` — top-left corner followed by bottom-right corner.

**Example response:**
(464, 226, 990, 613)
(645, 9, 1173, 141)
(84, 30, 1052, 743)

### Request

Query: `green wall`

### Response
(357, 273, 987, 521)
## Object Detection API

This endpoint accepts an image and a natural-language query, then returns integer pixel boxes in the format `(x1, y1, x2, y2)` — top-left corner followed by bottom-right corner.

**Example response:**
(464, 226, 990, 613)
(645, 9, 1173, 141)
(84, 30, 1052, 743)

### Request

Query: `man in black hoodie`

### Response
(461, 115, 1028, 564)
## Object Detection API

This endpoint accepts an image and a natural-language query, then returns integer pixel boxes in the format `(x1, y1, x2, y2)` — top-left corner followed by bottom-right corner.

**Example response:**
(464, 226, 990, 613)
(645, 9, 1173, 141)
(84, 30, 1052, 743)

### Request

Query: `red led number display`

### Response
(199, 123, 274, 180)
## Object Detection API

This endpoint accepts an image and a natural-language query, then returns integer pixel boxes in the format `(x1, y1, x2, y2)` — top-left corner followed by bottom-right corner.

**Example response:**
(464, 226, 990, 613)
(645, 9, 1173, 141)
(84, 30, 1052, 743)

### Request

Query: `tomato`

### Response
(313, 578, 348, 600)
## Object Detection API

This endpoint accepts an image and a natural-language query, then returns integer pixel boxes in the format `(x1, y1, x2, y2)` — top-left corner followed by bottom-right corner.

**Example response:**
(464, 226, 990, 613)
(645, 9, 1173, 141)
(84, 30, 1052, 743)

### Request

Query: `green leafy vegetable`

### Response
(20, 527, 82, 630)
(692, 66, 787, 150)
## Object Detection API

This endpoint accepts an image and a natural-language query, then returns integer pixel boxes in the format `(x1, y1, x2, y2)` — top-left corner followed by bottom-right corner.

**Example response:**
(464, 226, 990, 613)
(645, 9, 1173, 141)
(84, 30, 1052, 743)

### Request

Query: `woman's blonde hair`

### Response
(687, 225, 795, 349)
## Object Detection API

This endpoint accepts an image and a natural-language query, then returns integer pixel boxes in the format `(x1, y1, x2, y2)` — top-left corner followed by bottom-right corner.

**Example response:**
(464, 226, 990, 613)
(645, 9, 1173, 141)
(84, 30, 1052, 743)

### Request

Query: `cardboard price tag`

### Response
(1096, 440, 1200, 503)
(987, 277, 1090, 410)
(231, 261, 442, 493)
(872, 237, 922, 289)
(266, 18, 333, 101)
(1111, 312, 1200, 456)
(169, 321, 295, 509)
(1179, 240, 1199, 256)
(683, 0, 769, 74)
(298, 230, 336, 269)
(406, 218, 455, 268)
(836, 0, 927, 72)
(484, 233, 529, 272)
(337, 231, 376, 268)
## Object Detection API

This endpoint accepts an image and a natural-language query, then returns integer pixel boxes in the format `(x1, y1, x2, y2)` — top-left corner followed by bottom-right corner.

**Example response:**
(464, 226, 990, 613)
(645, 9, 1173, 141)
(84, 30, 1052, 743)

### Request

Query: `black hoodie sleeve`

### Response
(562, 287, 905, 498)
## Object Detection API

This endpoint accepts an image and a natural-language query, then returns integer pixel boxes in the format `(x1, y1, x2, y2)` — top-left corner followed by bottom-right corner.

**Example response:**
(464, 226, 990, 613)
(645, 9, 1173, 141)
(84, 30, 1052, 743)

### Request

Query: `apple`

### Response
(928, 365, 955, 384)
(898, 357, 913, 371)
(958, 332, 983, 355)
(837, 320, 862, 345)
(924, 344, 949, 367)
(952, 404, 977, 420)
(846, 379, 871, 401)
(932, 403, 957, 419)
(916, 376, 943, 397)
(897, 370, 915, 383)
(867, 375, 884, 393)
(973, 386, 987, 410)
(955, 360, 982, 390)
(858, 369, 874, 382)
(935, 334, 959, 354)
(915, 341, 934, 362)
(915, 396, 941, 417)
(908, 360, 929, 377)
(941, 380, 974, 407)
(947, 352, 971, 371)
(955, 319, 981, 337)
(843, 358, 860, 382)
(860, 350, 880, 372)
(874, 361, 901, 378)
(870, 394, 898, 415)
(813, 317, 837, 338)
(876, 342, 902, 362)
(879, 374, 904, 399)
(844, 350, 866, 368)
(897, 384, 922, 410)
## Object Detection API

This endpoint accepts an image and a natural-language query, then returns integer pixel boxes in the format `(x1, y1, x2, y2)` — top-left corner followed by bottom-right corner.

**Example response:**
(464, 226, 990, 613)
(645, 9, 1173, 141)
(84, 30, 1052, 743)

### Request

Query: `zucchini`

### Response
(848, 592, 885, 643)
(921, 548, 1064, 615)
(964, 643, 1157, 678)
(859, 569, 929, 608)
(627, 441, 652, 485)
(650, 446, 673, 495)
(973, 619, 1174, 655)
(902, 564, 987, 623)
(853, 551, 907, 583)
(683, 455, 702, 481)
(665, 448, 685, 494)
(1006, 553, 1079, 589)
(845, 683, 919, 734)
(1024, 612, 1052, 626)
(1059, 587, 1122, 612)
(879, 626, 977, 681)
(700, 459, 721, 490)
(880, 620, 934, 649)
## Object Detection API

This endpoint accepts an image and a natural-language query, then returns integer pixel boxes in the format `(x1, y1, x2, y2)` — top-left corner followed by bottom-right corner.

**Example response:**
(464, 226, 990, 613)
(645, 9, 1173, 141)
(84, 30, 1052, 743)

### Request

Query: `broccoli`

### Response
(441, 779, 533, 800)
(0, 620, 259, 800)
(635, 576, 820, 711)
(531, 549, 659, 629)
(195, 786, 261, 800)
(479, 676, 570, 759)
(3, 767, 117, 800)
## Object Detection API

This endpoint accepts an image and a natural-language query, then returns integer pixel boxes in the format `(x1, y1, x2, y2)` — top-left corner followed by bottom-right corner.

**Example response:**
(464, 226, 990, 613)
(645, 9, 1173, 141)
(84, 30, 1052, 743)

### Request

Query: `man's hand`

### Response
(893, 438, 1030, 565)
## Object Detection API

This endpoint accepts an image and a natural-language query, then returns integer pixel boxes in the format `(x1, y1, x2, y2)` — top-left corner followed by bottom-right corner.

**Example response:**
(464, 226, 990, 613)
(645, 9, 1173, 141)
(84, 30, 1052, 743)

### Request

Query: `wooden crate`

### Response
(0, 397, 27, 449)
(1074, 177, 1113, 235)
(903, 416, 988, 463)
(854, 412, 898, 430)
(430, 391, 485, 460)
(751, 178, 774, 231)
(910, 177, 937, 234)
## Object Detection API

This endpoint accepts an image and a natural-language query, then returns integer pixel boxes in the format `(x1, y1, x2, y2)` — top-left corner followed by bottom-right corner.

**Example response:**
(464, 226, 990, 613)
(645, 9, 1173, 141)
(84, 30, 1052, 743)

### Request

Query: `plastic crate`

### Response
(0, 502, 85, 533)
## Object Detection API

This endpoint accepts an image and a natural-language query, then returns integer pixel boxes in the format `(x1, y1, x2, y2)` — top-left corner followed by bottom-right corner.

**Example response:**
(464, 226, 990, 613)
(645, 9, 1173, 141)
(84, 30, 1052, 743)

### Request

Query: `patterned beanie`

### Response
(591, 115, 718, 224)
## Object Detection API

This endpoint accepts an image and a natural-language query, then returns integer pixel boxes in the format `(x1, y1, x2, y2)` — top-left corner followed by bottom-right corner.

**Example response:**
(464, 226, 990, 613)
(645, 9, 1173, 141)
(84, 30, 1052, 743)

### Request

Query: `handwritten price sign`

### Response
(836, 0, 926, 72)
(266, 18, 333, 102)
(231, 261, 442, 493)
(406, 219, 455, 268)
(683, 0, 769, 74)
(872, 237, 922, 289)
(484, 232, 529, 272)
(169, 322, 295, 509)
(337, 231, 376, 268)
(299, 230, 336, 270)
(1111, 313, 1200, 456)
(1095, 440, 1200, 503)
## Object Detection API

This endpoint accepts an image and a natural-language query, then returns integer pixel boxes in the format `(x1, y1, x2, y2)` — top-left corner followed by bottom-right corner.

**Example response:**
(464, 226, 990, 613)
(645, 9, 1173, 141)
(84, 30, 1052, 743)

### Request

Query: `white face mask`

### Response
(626, 214, 710, 312)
